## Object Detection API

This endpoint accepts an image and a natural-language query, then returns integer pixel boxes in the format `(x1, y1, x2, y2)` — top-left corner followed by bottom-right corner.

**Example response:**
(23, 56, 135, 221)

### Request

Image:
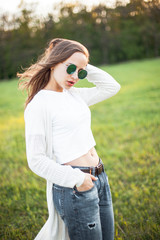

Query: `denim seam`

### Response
(71, 193, 82, 240)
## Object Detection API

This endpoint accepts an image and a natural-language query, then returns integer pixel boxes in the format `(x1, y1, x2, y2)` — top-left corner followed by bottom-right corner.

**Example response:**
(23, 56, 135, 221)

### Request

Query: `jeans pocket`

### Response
(74, 183, 95, 194)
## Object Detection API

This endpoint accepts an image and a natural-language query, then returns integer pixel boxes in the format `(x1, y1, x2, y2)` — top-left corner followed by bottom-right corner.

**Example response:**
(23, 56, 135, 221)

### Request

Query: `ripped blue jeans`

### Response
(52, 162, 114, 240)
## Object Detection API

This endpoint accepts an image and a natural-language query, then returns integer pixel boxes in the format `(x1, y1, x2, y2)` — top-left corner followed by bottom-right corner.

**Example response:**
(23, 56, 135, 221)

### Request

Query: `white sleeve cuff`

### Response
(74, 168, 85, 187)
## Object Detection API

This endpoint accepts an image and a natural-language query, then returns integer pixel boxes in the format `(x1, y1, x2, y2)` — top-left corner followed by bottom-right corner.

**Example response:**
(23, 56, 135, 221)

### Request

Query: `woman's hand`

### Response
(76, 173, 98, 192)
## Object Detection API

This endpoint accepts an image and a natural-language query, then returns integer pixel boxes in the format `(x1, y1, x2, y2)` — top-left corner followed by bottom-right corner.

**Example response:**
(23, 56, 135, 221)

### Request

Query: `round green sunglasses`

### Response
(62, 63, 87, 79)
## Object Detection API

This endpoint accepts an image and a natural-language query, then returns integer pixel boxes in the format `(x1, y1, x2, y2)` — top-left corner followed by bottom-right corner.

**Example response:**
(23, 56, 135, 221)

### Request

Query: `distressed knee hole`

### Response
(88, 222, 96, 229)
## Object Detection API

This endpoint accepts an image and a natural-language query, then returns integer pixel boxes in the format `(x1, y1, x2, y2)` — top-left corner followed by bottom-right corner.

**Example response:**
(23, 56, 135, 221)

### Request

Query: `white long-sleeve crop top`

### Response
(24, 63, 120, 187)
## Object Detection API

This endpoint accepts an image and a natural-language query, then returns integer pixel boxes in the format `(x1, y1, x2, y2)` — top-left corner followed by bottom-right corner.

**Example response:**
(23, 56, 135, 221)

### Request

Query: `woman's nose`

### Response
(71, 70, 78, 80)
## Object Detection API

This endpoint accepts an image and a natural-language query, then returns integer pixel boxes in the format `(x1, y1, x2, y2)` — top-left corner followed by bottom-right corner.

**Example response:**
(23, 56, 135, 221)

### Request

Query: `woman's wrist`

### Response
(85, 63, 105, 82)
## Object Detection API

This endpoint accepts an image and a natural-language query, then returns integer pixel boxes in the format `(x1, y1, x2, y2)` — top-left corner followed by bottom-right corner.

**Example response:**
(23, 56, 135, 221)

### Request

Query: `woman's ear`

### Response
(51, 67, 54, 71)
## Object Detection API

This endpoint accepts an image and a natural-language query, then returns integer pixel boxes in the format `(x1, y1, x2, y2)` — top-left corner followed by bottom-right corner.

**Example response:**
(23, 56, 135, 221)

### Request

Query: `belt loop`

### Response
(92, 167, 95, 176)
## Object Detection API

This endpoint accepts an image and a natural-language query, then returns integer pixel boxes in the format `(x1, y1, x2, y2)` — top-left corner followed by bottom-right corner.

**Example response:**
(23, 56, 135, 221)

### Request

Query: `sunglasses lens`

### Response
(67, 64, 76, 74)
(78, 70, 87, 79)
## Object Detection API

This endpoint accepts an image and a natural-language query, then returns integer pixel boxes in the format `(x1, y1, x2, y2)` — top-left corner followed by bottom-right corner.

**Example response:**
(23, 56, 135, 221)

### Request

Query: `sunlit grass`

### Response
(0, 58, 160, 239)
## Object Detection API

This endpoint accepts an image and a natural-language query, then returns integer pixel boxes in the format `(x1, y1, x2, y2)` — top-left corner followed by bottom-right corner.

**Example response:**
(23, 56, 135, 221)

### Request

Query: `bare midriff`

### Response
(63, 147, 99, 167)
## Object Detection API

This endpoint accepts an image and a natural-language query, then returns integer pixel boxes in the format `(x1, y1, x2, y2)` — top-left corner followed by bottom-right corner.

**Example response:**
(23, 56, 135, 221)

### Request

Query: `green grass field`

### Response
(0, 58, 160, 240)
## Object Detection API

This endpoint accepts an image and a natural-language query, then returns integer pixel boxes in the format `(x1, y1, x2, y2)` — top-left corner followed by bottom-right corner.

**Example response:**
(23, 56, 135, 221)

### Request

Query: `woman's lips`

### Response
(67, 81, 75, 86)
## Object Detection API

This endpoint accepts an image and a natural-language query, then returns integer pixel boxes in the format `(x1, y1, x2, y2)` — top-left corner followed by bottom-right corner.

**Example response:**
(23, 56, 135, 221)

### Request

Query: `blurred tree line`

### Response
(0, 0, 160, 80)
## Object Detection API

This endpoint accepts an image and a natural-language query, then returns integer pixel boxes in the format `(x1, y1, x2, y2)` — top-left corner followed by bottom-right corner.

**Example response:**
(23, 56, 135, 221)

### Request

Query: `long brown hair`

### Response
(18, 38, 89, 107)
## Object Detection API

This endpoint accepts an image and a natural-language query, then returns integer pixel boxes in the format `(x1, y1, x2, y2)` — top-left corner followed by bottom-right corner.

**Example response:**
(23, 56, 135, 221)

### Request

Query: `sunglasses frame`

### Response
(62, 63, 87, 80)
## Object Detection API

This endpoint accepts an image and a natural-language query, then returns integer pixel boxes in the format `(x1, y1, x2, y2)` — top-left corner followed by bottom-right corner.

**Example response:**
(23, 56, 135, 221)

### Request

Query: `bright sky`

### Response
(0, 0, 130, 17)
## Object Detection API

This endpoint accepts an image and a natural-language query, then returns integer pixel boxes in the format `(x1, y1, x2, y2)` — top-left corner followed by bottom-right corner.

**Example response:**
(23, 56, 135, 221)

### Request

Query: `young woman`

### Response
(18, 38, 121, 240)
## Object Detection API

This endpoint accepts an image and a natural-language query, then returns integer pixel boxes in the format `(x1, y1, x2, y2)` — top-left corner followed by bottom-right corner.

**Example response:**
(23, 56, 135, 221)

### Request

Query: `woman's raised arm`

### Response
(71, 64, 121, 106)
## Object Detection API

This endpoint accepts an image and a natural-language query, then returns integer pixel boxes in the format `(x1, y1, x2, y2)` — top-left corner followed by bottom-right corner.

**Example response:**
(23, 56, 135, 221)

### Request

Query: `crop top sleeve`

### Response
(70, 63, 121, 106)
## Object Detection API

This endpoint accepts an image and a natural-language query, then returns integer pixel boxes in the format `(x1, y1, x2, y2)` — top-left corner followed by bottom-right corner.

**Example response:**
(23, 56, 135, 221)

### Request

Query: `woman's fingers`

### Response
(90, 174, 98, 181)
(76, 173, 97, 192)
